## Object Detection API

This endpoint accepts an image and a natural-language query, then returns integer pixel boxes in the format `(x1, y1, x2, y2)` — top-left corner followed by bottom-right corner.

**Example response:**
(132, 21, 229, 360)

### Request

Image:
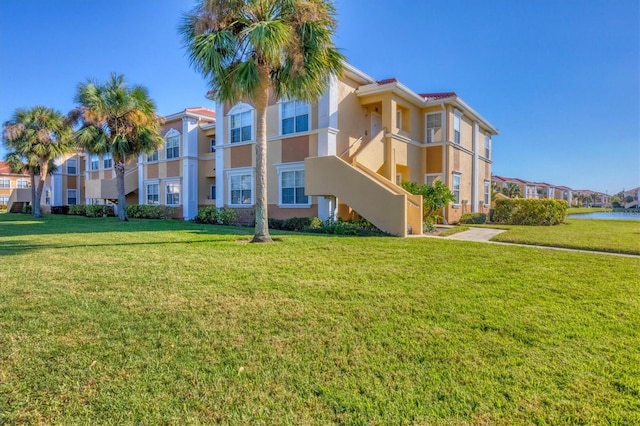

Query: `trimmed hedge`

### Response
(86, 205, 114, 217)
(68, 205, 86, 216)
(268, 216, 322, 231)
(126, 205, 177, 219)
(51, 206, 70, 215)
(493, 199, 568, 226)
(459, 213, 487, 224)
(195, 207, 237, 225)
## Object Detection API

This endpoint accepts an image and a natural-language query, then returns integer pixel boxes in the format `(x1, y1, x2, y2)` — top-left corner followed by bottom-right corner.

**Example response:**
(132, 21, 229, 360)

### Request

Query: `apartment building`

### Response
(0, 161, 30, 212)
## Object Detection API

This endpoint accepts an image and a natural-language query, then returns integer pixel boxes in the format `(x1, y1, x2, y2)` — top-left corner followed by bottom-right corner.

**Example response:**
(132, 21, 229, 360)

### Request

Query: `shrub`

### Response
(0, 204, 7, 212)
(459, 212, 487, 224)
(85, 205, 114, 217)
(268, 217, 286, 230)
(68, 205, 87, 216)
(195, 207, 237, 225)
(22, 204, 33, 214)
(126, 205, 177, 219)
(401, 180, 454, 224)
(51, 206, 70, 215)
(306, 218, 388, 236)
(493, 199, 568, 226)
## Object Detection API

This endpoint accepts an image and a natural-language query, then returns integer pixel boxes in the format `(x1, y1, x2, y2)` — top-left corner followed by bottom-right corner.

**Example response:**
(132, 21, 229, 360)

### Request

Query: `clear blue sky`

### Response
(1, 0, 638, 193)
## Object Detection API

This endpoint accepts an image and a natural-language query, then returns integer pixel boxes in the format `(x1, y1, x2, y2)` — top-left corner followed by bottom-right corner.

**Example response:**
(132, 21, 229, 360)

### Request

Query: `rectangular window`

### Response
(166, 182, 180, 205)
(90, 154, 99, 171)
(0, 195, 9, 205)
(166, 136, 180, 159)
(230, 174, 252, 205)
(484, 135, 491, 158)
(281, 101, 309, 135)
(17, 179, 29, 189)
(453, 112, 461, 145)
(45, 188, 51, 205)
(67, 189, 77, 205)
(210, 137, 216, 153)
(67, 158, 77, 175)
(0, 178, 9, 189)
(484, 180, 490, 205)
(425, 174, 441, 186)
(210, 185, 216, 200)
(396, 110, 402, 130)
(426, 113, 442, 143)
(281, 170, 308, 205)
(230, 111, 252, 143)
(452, 174, 461, 204)
(103, 152, 113, 169)
(147, 150, 158, 162)
(146, 183, 159, 205)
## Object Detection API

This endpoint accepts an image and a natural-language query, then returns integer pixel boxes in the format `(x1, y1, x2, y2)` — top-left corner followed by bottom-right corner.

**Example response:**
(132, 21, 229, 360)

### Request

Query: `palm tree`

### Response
(502, 182, 521, 198)
(73, 74, 164, 221)
(180, 0, 344, 242)
(4, 151, 58, 212)
(2, 106, 74, 218)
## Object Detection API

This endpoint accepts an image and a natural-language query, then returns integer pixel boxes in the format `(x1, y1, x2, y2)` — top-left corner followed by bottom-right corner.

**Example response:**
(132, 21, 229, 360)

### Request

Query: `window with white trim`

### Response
(0, 195, 9, 205)
(278, 166, 308, 206)
(426, 113, 442, 143)
(165, 181, 180, 205)
(147, 150, 158, 162)
(453, 110, 462, 145)
(45, 188, 51, 205)
(210, 185, 216, 200)
(166, 134, 180, 159)
(484, 135, 491, 158)
(230, 110, 252, 143)
(228, 171, 253, 206)
(281, 100, 309, 135)
(210, 136, 216, 153)
(425, 174, 442, 186)
(103, 152, 113, 169)
(484, 180, 490, 205)
(67, 158, 77, 175)
(146, 183, 159, 205)
(90, 154, 99, 171)
(452, 173, 461, 204)
(0, 178, 9, 189)
(67, 189, 77, 205)
(16, 179, 29, 189)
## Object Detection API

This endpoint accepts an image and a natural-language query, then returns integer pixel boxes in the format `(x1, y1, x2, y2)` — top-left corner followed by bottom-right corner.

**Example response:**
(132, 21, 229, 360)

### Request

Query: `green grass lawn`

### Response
(1, 214, 639, 424)
(482, 218, 640, 255)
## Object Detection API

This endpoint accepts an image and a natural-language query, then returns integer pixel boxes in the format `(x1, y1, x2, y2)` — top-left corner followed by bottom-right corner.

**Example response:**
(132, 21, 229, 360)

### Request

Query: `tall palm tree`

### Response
(73, 74, 164, 221)
(502, 182, 521, 198)
(180, 0, 344, 242)
(2, 106, 74, 218)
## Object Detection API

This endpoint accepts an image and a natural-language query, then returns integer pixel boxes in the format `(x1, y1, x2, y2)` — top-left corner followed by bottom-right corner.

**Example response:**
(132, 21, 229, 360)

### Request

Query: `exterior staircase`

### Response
(6, 188, 31, 213)
(85, 167, 138, 200)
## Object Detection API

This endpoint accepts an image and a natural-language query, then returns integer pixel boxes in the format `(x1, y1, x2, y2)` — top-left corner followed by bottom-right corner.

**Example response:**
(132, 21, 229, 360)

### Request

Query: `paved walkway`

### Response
(439, 227, 639, 258)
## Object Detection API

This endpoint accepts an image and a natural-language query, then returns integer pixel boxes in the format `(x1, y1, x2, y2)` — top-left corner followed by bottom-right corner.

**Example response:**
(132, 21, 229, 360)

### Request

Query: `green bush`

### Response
(493, 199, 568, 226)
(85, 205, 114, 217)
(22, 204, 32, 214)
(269, 217, 326, 232)
(0, 204, 7, 212)
(195, 207, 237, 225)
(459, 213, 487, 224)
(306, 218, 387, 236)
(126, 205, 177, 219)
(68, 205, 87, 216)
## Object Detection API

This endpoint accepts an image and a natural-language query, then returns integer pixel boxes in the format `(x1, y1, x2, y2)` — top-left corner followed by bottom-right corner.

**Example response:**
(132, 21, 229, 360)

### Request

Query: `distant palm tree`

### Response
(180, 0, 344, 242)
(502, 182, 521, 198)
(73, 74, 164, 221)
(2, 106, 74, 217)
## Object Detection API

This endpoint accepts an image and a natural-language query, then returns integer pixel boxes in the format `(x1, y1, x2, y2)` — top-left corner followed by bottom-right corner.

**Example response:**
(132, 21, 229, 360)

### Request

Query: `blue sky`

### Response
(1, 0, 638, 193)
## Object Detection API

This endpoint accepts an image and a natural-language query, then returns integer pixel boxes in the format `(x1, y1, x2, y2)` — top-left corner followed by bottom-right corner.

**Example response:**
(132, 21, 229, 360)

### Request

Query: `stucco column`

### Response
(316, 76, 338, 221)
(182, 117, 199, 220)
(472, 121, 479, 212)
(215, 100, 225, 208)
(381, 96, 396, 181)
(137, 154, 144, 205)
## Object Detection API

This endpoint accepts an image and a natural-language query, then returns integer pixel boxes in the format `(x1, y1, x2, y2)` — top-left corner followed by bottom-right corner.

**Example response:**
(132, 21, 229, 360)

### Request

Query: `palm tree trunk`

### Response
(251, 68, 272, 243)
(115, 161, 128, 221)
(33, 160, 48, 218)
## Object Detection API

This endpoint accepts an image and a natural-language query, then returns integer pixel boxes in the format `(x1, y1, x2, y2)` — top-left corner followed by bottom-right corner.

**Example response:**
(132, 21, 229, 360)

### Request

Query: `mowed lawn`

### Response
(1, 215, 638, 424)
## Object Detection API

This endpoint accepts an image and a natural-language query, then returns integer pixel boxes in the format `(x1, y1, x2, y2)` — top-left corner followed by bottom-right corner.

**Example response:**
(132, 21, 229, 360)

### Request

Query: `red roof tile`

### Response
(420, 92, 457, 100)
(376, 78, 398, 85)
(0, 161, 28, 175)
(185, 107, 216, 119)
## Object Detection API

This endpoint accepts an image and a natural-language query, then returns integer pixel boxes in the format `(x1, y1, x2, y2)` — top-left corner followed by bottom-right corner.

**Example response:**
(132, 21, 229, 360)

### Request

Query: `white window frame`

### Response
(280, 100, 310, 135)
(396, 109, 403, 131)
(484, 135, 491, 158)
(426, 112, 442, 143)
(453, 110, 462, 145)
(147, 149, 158, 162)
(90, 154, 99, 171)
(0, 195, 9, 205)
(226, 167, 254, 207)
(165, 180, 181, 206)
(145, 181, 159, 205)
(66, 158, 77, 175)
(275, 162, 310, 208)
(424, 173, 442, 186)
(452, 173, 461, 205)
(103, 152, 113, 169)
(484, 180, 490, 205)
(210, 184, 216, 200)
(210, 137, 216, 153)
(67, 189, 77, 205)
(44, 187, 51, 205)
(0, 178, 9, 189)
(16, 178, 29, 189)
(228, 103, 254, 144)
(165, 129, 181, 159)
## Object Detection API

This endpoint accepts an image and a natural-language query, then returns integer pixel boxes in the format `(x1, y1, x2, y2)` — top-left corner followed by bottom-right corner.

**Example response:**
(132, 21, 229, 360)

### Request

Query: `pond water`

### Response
(570, 212, 640, 220)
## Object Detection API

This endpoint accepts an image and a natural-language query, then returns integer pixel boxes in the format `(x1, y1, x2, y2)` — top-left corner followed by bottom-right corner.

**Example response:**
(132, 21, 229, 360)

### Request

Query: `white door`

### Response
(370, 112, 382, 138)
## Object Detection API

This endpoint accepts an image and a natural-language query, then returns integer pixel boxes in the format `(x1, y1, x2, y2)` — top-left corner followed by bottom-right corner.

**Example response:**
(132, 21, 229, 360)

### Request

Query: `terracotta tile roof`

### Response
(0, 161, 28, 175)
(420, 92, 457, 100)
(185, 107, 216, 119)
(376, 78, 398, 85)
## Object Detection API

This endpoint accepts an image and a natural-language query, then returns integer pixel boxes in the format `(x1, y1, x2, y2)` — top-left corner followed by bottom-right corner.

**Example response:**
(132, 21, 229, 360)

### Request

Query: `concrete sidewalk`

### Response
(444, 227, 506, 241)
